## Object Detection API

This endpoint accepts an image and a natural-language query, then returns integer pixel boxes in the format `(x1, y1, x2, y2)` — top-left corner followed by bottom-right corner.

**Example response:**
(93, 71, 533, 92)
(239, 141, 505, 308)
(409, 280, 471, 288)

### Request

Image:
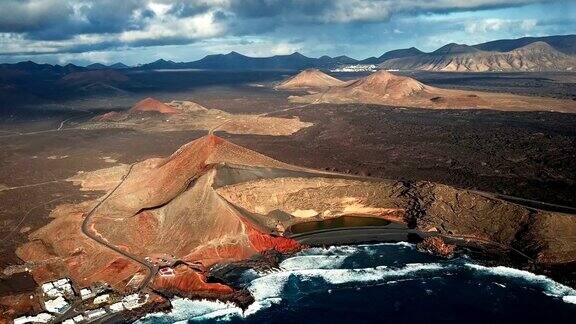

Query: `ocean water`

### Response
(139, 243, 576, 323)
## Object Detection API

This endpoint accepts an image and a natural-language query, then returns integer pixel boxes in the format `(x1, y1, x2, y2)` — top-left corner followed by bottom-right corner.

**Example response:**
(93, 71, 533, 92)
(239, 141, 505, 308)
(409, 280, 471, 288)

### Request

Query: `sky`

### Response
(0, 0, 574, 66)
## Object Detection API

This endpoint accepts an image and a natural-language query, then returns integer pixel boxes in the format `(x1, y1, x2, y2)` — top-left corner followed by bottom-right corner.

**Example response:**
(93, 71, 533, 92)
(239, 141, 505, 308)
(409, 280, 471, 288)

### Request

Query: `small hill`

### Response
(276, 69, 345, 90)
(288, 70, 576, 112)
(289, 70, 431, 103)
(167, 100, 209, 113)
(90, 111, 122, 122)
(129, 97, 181, 114)
(341, 70, 429, 99)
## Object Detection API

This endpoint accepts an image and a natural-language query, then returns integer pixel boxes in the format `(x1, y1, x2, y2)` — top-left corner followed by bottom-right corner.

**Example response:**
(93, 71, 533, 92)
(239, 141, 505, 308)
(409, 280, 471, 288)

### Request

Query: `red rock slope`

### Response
(129, 97, 181, 114)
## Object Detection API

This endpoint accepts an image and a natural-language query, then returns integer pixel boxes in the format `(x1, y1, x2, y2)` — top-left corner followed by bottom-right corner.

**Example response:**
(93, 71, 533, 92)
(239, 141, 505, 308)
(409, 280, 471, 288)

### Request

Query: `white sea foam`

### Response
(279, 255, 348, 270)
(138, 298, 243, 323)
(297, 244, 362, 256)
(248, 262, 446, 301)
(465, 263, 576, 304)
(299, 242, 414, 257)
(562, 296, 576, 304)
(138, 296, 283, 323)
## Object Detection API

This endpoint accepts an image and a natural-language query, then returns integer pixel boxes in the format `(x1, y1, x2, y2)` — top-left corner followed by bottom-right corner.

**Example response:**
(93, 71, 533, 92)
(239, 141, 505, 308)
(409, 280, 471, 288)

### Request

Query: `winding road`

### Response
(53, 164, 156, 323)
(80, 163, 158, 291)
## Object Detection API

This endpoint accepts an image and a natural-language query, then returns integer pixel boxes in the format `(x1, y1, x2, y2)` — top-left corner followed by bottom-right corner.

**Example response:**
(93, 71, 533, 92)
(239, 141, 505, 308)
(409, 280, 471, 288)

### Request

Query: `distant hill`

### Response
(86, 63, 107, 70)
(379, 39, 576, 72)
(1, 34, 574, 73)
(0, 61, 85, 74)
(138, 59, 178, 70)
(131, 36, 570, 72)
(87, 62, 130, 70)
(473, 34, 576, 55)
(359, 47, 424, 64)
(432, 43, 481, 55)
(138, 52, 359, 71)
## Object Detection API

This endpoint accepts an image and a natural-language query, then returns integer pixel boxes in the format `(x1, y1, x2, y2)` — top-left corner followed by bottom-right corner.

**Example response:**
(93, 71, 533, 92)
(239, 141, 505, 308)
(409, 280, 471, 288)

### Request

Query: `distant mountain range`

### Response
(86, 62, 129, 70)
(0, 61, 129, 76)
(137, 51, 357, 70)
(358, 47, 424, 65)
(379, 38, 576, 72)
(0, 34, 574, 73)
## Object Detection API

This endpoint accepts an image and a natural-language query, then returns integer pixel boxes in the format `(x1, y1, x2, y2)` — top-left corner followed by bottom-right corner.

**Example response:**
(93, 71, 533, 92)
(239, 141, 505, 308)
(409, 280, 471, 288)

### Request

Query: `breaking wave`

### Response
(138, 242, 576, 323)
(465, 263, 576, 304)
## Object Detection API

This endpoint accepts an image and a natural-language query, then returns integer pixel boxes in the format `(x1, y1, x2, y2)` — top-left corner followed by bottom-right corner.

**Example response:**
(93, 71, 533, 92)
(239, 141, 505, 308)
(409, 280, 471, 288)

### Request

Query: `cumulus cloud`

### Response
(118, 4, 226, 46)
(465, 18, 538, 34)
(0, 0, 569, 58)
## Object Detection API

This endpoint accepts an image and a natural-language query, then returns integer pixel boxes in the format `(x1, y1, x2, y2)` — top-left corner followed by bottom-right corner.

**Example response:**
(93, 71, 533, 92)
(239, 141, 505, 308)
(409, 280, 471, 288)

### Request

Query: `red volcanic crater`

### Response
(129, 97, 181, 114)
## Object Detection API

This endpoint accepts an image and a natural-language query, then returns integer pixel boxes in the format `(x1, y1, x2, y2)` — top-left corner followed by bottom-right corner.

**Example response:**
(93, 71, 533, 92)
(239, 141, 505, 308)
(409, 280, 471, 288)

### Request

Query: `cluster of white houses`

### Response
(14, 278, 149, 324)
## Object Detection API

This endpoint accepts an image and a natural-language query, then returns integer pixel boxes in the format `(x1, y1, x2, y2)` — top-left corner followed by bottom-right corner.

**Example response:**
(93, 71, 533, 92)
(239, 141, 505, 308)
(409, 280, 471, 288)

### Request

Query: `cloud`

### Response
(465, 18, 538, 33)
(0, 0, 570, 59)
(322, 0, 392, 23)
(118, 7, 226, 46)
(0, 0, 73, 32)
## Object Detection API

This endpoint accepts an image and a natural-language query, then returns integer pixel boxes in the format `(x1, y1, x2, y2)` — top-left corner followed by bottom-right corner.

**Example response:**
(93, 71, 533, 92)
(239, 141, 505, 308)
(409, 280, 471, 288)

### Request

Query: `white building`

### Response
(44, 296, 71, 314)
(41, 282, 54, 294)
(109, 301, 125, 312)
(93, 293, 110, 305)
(122, 293, 148, 310)
(330, 64, 377, 72)
(85, 308, 107, 320)
(73, 314, 85, 322)
(53, 279, 74, 296)
(54, 279, 69, 287)
(13, 313, 54, 324)
(41, 278, 74, 299)
(80, 288, 94, 300)
(62, 319, 75, 324)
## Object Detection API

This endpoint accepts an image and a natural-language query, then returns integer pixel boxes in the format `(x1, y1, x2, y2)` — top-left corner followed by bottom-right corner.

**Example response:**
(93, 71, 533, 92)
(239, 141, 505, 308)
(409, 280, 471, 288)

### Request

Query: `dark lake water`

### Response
(288, 216, 392, 234)
(139, 243, 576, 323)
